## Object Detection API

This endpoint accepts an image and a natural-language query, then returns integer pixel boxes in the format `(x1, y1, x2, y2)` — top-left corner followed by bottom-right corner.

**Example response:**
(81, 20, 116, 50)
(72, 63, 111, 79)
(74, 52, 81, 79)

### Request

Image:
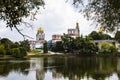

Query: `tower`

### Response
(67, 22, 80, 38)
(75, 22, 80, 37)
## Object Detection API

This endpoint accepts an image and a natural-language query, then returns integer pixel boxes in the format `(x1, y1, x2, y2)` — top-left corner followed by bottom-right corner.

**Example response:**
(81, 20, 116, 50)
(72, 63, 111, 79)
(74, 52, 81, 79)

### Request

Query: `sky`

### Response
(0, 0, 98, 42)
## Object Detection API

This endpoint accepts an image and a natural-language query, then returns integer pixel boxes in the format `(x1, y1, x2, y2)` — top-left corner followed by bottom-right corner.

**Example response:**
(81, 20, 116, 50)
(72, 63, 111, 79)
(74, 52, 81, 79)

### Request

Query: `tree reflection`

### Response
(0, 57, 119, 80)
(0, 60, 30, 76)
(44, 57, 118, 80)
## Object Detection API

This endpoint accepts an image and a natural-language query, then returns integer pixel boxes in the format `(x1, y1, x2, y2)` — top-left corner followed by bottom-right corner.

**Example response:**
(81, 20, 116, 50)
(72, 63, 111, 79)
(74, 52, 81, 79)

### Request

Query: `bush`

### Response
(0, 45, 6, 55)
(19, 47, 27, 57)
(109, 45, 117, 53)
(98, 42, 117, 54)
(11, 47, 27, 58)
(11, 48, 20, 58)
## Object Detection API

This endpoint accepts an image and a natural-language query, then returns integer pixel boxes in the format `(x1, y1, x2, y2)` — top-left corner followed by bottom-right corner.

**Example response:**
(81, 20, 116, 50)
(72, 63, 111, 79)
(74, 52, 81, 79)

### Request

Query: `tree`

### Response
(115, 31, 120, 43)
(89, 31, 102, 40)
(0, 0, 44, 38)
(52, 34, 98, 55)
(75, 36, 98, 55)
(72, 0, 120, 32)
(0, 38, 14, 55)
(43, 41, 48, 53)
(19, 40, 30, 52)
(89, 31, 112, 40)
(0, 44, 6, 55)
(51, 41, 64, 52)
(98, 41, 117, 54)
(61, 34, 70, 53)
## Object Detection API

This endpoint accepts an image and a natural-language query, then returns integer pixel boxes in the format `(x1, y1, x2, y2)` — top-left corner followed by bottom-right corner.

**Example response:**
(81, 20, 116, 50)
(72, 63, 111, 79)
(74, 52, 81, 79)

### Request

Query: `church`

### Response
(29, 22, 80, 49)
(29, 27, 45, 49)
(67, 22, 80, 38)
(51, 22, 80, 43)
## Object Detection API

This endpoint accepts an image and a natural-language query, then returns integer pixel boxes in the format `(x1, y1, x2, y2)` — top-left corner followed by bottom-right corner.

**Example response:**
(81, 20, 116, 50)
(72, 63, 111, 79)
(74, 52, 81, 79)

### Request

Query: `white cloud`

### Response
(0, 0, 97, 41)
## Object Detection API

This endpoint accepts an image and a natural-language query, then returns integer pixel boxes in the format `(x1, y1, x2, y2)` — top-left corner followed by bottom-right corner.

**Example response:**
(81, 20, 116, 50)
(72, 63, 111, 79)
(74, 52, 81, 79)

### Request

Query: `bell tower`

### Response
(76, 22, 80, 37)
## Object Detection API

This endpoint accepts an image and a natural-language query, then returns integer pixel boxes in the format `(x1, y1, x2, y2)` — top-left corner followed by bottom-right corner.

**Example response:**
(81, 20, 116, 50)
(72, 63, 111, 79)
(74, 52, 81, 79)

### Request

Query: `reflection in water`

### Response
(36, 58, 45, 80)
(45, 57, 119, 80)
(0, 60, 30, 77)
(29, 58, 45, 80)
(0, 57, 120, 80)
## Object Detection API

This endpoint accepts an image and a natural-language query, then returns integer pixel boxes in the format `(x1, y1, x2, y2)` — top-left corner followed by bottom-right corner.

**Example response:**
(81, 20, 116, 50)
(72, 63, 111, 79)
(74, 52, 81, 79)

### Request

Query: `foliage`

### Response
(72, 0, 120, 31)
(0, 0, 44, 29)
(11, 47, 27, 58)
(89, 31, 102, 40)
(19, 40, 30, 52)
(89, 31, 112, 40)
(19, 47, 27, 57)
(52, 34, 98, 55)
(0, 38, 13, 55)
(0, 38, 29, 58)
(0, 45, 6, 55)
(75, 36, 98, 55)
(47, 40, 52, 50)
(61, 34, 70, 53)
(11, 48, 20, 58)
(51, 41, 64, 52)
(109, 45, 117, 53)
(115, 31, 120, 43)
(98, 42, 117, 54)
(10, 42, 20, 48)
(61, 34, 77, 53)
(43, 41, 48, 53)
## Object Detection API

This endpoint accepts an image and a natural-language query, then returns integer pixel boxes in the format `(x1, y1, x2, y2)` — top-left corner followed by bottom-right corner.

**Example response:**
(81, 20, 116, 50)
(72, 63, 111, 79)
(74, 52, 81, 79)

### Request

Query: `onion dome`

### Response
(98, 27, 103, 33)
(38, 27, 44, 33)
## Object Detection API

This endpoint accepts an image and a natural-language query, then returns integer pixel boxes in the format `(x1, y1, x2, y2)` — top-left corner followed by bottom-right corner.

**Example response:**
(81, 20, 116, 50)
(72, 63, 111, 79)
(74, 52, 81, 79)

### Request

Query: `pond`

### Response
(0, 57, 120, 80)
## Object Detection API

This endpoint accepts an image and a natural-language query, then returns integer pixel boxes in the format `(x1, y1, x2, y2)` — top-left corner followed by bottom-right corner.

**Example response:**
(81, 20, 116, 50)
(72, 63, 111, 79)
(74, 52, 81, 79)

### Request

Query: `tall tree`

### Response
(72, 0, 120, 32)
(19, 40, 30, 51)
(0, 38, 13, 55)
(89, 31, 112, 40)
(43, 41, 48, 53)
(0, 0, 44, 38)
(115, 31, 120, 43)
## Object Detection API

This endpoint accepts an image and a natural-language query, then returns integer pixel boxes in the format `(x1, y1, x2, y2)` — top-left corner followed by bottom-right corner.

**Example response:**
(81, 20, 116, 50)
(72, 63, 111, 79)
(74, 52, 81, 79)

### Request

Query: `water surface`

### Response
(0, 57, 120, 80)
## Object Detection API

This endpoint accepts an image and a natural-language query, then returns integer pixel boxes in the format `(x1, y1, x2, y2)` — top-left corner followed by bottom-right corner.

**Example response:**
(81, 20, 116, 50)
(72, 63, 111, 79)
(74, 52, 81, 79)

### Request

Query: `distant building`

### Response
(29, 27, 45, 49)
(29, 40, 36, 50)
(51, 22, 80, 44)
(35, 27, 45, 49)
(52, 34, 62, 43)
(67, 22, 80, 38)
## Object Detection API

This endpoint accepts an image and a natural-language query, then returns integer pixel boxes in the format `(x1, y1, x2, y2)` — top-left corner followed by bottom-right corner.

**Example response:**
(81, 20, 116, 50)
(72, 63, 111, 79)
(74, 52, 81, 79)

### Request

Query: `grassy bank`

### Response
(1, 50, 120, 60)
(0, 55, 28, 60)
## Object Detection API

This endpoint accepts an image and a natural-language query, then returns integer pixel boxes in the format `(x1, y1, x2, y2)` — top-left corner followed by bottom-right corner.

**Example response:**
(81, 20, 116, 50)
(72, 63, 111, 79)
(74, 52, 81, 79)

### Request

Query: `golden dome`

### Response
(38, 27, 44, 33)
(98, 27, 104, 33)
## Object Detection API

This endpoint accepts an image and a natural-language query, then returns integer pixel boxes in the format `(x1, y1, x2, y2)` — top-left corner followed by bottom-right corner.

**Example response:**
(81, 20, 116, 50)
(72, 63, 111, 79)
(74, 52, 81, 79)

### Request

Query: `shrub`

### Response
(19, 47, 27, 57)
(109, 45, 117, 53)
(11, 48, 20, 58)
(0, 45, 6, 55)
(98, 42, 117, 54)
(11, 47, 27, 58)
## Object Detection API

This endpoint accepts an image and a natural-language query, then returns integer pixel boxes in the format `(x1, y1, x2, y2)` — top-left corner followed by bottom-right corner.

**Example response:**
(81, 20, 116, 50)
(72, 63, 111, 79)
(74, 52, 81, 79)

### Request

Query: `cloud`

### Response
(0, 0, 96, 41)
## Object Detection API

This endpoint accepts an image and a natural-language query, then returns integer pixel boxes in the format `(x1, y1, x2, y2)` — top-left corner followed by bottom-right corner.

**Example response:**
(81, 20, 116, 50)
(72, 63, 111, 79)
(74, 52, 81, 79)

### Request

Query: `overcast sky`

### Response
(0, 0, 98, 42)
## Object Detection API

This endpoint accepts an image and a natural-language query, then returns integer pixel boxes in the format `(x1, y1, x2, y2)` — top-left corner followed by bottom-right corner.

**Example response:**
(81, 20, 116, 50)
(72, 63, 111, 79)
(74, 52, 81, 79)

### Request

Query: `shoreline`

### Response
(0, 52, 120, 60)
